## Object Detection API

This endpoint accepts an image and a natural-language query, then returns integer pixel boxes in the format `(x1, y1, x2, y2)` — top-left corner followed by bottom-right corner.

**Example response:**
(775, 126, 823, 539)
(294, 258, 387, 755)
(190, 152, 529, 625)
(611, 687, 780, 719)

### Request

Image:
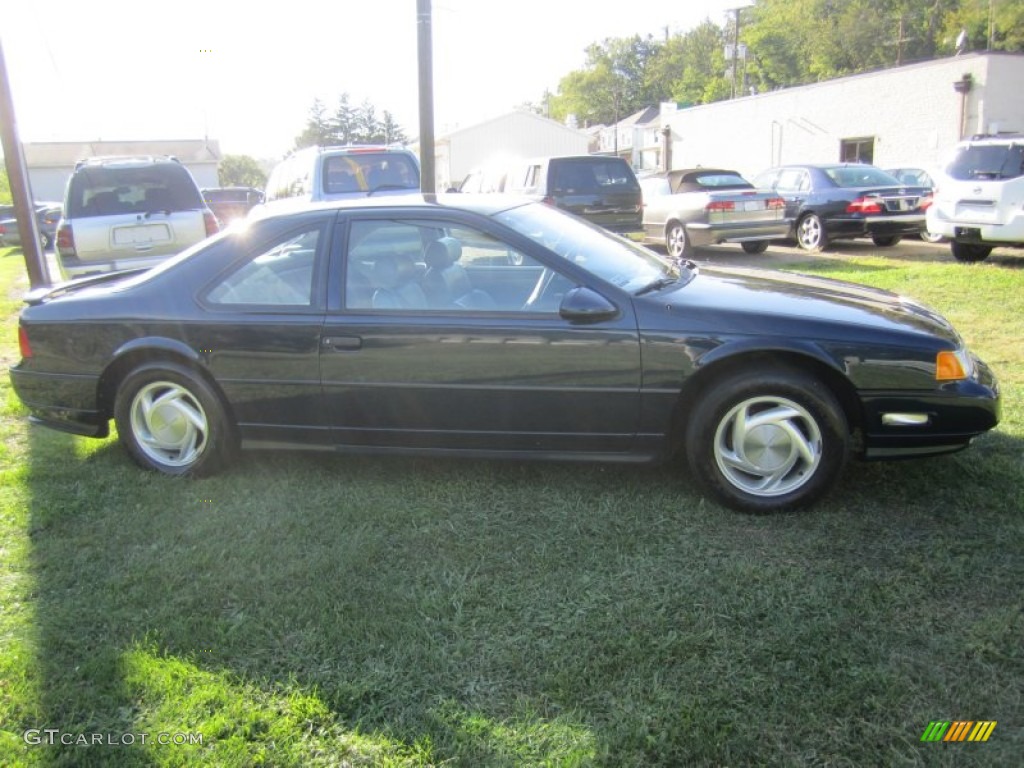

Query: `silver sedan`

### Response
(640, 169, 791, 258)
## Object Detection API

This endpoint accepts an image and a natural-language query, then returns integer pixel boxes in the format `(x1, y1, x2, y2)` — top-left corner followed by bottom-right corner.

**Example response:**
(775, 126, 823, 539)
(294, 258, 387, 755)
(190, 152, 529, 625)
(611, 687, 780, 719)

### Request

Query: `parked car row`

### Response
(32, 136, 1018, 283)
(458, 157, 938, 257)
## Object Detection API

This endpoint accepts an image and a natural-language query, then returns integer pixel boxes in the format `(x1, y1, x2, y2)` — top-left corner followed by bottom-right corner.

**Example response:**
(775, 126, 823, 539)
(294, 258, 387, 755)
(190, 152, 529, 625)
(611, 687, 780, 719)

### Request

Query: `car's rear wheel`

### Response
(666, 222, 693, 259)
(796, 213, 827, 251)
(950, 241, 992, 263)
(740, 241, 769, 254)
(871, 235, 901, 247)
(684, 368, 848, 512)
(114, 362, 234, 476)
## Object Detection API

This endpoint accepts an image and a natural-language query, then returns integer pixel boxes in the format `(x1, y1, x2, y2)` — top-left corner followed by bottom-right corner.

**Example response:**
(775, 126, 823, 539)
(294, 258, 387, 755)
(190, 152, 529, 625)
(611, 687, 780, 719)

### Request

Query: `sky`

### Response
(3, 0, 743, 161)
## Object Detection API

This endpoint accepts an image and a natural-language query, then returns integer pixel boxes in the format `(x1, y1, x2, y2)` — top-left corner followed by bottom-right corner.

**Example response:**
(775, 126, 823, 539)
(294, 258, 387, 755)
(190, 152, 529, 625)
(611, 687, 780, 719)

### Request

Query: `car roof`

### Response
(253, 193, 532, 222)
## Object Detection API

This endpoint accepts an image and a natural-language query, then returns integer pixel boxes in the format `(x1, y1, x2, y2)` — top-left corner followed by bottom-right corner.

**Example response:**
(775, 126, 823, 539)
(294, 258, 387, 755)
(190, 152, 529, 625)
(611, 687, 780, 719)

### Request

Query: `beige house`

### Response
(21, 139, 222, 202)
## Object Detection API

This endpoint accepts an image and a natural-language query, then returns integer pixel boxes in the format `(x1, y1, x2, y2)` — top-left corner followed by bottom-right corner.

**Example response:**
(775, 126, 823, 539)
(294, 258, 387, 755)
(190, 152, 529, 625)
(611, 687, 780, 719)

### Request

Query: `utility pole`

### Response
(0, 38, 50, 288)
(416, 0, 436, 194)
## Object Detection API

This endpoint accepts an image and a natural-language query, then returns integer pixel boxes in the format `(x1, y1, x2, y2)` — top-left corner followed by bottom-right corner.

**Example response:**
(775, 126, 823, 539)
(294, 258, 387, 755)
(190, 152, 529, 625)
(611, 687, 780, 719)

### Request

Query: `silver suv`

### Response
(927, 134, 1024, 262)
(56, 156, 219, 278)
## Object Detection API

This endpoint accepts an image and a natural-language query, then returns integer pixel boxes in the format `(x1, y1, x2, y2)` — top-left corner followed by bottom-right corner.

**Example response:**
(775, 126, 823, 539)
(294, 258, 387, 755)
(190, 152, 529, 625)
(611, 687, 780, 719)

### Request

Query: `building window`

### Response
(840, 137, 875, 164)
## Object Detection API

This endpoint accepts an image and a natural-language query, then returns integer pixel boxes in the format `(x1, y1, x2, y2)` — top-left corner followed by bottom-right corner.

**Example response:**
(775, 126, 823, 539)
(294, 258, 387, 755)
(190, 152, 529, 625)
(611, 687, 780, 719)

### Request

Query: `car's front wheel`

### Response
(684, 368, 849, 512)
(796, 213, 827, 251)
(950, 241, 992, 263)
(114, 362, 234, 476)
(740, 241, 769, 254)
(666, 222, 693, 259)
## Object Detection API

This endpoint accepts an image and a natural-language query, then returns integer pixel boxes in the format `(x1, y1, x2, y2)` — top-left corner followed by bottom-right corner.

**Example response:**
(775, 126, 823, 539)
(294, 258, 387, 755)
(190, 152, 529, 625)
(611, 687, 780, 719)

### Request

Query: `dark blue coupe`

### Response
(9, 196, 1000, 511)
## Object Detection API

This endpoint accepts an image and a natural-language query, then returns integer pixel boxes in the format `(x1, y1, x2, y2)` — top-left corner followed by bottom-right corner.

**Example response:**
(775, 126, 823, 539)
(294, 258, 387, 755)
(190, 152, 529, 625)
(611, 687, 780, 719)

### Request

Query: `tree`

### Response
(294, 98, 333, 149)
(295, 95, 410, 149)
(0, 164, 11, 204)
(218, 155, 267, 188)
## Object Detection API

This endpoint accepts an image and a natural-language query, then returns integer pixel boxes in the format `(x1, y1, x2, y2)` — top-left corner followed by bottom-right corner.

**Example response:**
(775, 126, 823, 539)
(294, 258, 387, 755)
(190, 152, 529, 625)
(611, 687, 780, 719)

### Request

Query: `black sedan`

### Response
(9, 196, 1000, 512)
(753, 164, 931, 251)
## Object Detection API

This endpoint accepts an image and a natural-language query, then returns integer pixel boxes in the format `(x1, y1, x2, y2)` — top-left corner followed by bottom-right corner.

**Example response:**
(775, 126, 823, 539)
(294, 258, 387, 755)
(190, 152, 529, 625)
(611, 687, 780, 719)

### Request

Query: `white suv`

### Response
(927, 134, 1024, 262)
(56, 156, 219, 279)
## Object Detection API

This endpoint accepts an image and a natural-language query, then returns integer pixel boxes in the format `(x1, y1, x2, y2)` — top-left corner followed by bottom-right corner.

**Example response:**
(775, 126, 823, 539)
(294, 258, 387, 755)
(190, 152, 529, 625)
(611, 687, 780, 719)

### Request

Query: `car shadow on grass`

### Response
(19, 425, 1024, 766)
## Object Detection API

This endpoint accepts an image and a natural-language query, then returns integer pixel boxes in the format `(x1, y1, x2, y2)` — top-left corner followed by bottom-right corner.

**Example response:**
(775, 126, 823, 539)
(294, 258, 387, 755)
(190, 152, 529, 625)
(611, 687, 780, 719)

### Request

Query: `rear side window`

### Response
(550, 159, 640, 194)
(946, 144, 1024, 181)
(67, 164, 204, 218)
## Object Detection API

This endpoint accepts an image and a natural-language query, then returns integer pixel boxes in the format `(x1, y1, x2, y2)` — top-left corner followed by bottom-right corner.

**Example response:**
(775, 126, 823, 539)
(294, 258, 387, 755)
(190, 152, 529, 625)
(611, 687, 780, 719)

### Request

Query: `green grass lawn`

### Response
(0, 246, 1021, 766)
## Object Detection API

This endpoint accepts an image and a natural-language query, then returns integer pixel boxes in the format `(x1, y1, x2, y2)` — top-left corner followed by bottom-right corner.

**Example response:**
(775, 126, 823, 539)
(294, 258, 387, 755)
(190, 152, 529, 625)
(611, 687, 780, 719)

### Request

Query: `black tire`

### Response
(740, 241, 769, 254)
(684, 368, 849, 512)
(871, 235, 901, 247)
(950, 241, 992, 263)
(920, 231, 945, 244)
(114, 362, 234, 476)
(796, 213, 827, 251)
(666, 222, 693, 259)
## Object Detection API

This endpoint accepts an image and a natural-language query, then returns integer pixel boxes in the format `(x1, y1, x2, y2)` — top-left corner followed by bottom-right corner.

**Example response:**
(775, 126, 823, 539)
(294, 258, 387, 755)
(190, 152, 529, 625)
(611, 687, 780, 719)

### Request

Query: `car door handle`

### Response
(321, 335, 362, 351)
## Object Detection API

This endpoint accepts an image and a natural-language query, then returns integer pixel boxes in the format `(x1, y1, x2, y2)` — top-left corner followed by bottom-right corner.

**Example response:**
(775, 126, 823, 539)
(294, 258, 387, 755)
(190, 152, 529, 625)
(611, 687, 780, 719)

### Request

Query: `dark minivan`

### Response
(504, 155, 644, 238)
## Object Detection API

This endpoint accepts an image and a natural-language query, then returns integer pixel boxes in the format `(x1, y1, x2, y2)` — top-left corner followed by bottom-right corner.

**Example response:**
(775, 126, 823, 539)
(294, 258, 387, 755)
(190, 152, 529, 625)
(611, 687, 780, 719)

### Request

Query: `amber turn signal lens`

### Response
(936, 350, 968, 381)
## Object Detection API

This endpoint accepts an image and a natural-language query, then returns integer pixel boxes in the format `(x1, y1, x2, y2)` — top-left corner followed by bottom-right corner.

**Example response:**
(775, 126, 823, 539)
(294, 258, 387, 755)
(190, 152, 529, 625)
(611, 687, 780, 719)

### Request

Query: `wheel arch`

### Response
(668, 345, 864, 454)
(96, 339, 235, 428)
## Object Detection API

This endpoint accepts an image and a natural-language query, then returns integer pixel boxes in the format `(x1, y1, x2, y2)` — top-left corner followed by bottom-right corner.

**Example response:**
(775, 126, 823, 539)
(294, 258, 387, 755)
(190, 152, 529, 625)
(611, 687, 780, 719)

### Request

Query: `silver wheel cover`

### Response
(713, 396, 823, 497)
(129, 381, 209, 467)
(667, 225, 686, 258)
(798, 216, 821, 249)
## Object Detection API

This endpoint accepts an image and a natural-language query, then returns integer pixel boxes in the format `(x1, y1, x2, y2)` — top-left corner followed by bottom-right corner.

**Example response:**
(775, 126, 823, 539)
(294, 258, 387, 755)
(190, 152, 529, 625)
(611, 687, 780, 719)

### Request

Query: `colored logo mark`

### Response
(920, 721, 997, 742)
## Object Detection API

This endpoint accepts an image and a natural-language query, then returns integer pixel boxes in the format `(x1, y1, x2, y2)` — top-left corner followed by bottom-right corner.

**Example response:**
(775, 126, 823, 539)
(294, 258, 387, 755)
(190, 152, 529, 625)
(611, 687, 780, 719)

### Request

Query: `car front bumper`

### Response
(858, 359, 1000, 459)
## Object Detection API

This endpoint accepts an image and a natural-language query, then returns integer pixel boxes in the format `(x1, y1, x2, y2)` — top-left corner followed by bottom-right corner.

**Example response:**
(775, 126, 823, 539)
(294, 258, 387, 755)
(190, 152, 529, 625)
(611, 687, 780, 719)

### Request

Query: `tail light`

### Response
(18, 326, 32, 359)
(203, 210, 220, 236)
(919, 193, 934, 210)
(0, 223, 7, 235)
(56, 223, 76, 257)
(767, 197, 786, 210)
(706, 200, 736, 212)
(846, 196, 884, 214)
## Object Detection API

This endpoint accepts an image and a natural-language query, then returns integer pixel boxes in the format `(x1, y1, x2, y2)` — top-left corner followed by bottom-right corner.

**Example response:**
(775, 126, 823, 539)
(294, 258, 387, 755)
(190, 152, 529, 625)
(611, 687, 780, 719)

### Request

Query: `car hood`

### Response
(641, 265, 961, 345)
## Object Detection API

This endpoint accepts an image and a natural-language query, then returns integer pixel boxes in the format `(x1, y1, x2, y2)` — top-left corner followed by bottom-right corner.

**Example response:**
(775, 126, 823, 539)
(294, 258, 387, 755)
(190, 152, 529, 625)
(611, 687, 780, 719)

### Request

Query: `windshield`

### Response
(495, 202, 678, 293)
(322, 153, 420, 194)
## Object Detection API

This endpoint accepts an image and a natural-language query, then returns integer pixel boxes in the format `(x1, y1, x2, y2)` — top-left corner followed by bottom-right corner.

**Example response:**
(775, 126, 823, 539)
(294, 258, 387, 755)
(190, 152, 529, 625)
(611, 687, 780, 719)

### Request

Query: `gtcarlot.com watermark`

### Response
(24, 729, 203, 747)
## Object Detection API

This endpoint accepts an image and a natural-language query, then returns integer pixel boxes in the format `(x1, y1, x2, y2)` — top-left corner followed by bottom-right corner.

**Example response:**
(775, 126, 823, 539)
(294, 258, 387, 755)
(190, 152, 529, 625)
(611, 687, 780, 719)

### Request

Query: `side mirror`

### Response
(559, 286, 619, 323)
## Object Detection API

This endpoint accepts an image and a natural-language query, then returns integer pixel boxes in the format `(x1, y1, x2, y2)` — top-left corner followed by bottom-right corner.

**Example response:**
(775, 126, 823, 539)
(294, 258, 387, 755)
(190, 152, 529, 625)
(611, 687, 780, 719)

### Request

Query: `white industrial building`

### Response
(611, 51, 1024, 180)
(424, 111, 592, 190)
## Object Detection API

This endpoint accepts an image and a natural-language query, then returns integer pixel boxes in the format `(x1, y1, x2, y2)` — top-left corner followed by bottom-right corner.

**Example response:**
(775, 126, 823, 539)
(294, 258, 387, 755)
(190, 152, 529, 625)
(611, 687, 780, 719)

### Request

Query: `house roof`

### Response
(22, 139, 223, 168)
(437, 110, 590, 141)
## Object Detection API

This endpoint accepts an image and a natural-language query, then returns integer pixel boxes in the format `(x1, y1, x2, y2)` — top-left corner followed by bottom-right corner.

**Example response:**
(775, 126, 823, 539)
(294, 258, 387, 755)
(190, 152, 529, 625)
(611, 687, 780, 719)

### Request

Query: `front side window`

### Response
(345, 218, 551, 312)
(206, 227, 320, 307)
